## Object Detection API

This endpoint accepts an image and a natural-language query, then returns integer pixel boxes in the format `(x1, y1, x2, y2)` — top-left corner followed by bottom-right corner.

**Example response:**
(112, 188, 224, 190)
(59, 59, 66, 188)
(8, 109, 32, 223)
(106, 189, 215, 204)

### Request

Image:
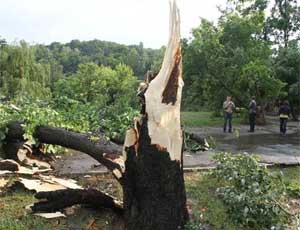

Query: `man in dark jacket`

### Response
(279, 100, 291, 135)
(248, 96, 257, 132)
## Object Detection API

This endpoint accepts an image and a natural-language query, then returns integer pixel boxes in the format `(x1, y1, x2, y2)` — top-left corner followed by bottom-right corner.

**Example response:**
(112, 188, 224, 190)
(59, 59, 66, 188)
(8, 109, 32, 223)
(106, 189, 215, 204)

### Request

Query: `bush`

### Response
(212, 153, 289, 229)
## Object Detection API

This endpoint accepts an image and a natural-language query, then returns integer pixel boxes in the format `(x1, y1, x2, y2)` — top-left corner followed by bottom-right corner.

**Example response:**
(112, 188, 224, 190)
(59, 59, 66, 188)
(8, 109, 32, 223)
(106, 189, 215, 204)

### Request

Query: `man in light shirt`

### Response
(223, 96, 235, 133)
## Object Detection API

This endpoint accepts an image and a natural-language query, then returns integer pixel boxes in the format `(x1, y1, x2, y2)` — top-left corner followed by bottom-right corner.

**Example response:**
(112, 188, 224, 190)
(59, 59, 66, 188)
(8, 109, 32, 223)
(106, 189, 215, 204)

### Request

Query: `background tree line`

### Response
(0, 0, 299, 143)
(182, 0, 300, 120)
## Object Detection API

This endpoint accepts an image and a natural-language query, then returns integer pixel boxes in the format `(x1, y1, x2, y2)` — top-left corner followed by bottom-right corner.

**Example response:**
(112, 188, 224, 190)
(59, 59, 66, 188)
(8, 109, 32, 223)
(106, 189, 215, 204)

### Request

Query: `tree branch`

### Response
(32, 188, 123, 214)
(33, 126, 124, 182)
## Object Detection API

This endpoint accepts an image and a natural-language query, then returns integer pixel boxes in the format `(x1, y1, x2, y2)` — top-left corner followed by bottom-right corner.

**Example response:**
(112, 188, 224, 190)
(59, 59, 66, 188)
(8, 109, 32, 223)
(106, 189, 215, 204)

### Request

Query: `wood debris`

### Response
(18, 178, 66, 192)
(34, 212, 66, 219)
(38, 175, 82, 190)
(0, 159, 19, 171)
(0, 178, 9, 192)
(17, 176, 82, 193)
(0, 159, 52, 175)
(17, 148, 52, 169)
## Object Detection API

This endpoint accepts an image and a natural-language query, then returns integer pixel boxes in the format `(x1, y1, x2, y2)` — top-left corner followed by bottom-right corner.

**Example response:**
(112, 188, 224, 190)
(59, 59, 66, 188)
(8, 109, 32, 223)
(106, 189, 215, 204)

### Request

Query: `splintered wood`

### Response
(0, 159, 51, 175)
(0, 178, 9, 192)
(143, 1, 183, 162)
(17, 148, 52, 169)
(18, 176, 82, 193)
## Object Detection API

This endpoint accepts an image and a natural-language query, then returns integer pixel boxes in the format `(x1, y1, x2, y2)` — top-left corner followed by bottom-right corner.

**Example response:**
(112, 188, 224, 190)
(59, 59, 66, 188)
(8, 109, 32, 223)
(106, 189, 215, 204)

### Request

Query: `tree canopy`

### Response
(182, 0, 299, 116)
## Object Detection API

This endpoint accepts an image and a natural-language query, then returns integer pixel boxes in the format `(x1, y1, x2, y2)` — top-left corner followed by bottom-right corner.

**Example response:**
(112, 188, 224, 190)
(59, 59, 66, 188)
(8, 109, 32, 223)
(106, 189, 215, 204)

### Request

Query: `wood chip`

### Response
(18, 178, 66, 192)
(0, 159, 52, 175)
(17, 148, 52, 169)
(39, 175, 82, 190)
(34, 212, 66, 219)
(86, 219, 96, 230)
(0, 178, 9, 192)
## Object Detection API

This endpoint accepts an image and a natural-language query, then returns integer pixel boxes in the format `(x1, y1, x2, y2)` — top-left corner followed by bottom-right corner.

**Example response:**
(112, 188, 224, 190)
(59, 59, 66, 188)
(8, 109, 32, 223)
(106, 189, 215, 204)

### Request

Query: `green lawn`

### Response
(181, 111, 244, 127)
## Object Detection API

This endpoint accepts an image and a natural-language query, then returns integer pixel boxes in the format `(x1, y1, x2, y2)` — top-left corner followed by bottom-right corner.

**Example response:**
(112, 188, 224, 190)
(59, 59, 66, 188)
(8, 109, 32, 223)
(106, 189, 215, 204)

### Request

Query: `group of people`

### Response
(223, 96, 291, 134)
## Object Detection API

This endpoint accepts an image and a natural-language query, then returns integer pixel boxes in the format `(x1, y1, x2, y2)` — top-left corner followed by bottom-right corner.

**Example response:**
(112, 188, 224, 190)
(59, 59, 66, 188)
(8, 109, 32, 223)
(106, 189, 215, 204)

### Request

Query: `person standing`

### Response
(248, 96, 257, 132)
(223, 96, 235, 133)
(279, 100, 291, 135)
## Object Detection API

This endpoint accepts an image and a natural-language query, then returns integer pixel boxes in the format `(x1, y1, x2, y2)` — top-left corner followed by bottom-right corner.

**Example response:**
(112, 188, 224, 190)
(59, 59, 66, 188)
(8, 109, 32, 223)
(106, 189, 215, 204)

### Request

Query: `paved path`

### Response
(54, 116, 300, 175)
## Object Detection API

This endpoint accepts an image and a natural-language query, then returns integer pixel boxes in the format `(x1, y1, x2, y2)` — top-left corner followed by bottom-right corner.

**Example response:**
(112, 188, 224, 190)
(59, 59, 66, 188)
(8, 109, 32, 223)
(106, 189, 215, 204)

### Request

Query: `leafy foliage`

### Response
(267, 0, 300, 47)
(212, 153, 289, 229)
(52, 63, 138, 140)
(41, 40, 163, 79)
(0, 41, 52, 100)
(0, 60, 139, 152)
(182, 10, 285, 111)
(0, 98, 89, 142)
(181, 0, 299, 113)
(273, 42, 300, 118)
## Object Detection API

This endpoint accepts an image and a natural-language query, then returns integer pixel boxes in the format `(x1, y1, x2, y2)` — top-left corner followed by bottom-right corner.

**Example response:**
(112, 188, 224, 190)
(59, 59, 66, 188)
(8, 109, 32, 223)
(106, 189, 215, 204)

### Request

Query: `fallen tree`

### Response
(1, 2, 189, 229)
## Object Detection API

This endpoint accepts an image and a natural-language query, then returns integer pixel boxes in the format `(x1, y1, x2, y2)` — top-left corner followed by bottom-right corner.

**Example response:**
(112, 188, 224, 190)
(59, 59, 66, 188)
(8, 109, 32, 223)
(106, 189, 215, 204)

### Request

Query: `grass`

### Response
(0, 175, 123, 230)
(271, 166, 300, 199)
(181, 111, 244, 127)
(0, 190, 120, 230)
(185, 172, 242, 230)
(0, 190, 60, 230)
(0, 167, 298, 230)
(271, 166, 300, 185)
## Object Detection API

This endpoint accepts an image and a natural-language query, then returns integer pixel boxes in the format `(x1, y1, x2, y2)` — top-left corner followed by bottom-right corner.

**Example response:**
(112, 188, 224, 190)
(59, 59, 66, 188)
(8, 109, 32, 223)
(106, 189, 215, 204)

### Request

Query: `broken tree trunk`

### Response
(1, 121, 55, 169)
(123, 2, 188, 229)
(1, 121, 25, 161)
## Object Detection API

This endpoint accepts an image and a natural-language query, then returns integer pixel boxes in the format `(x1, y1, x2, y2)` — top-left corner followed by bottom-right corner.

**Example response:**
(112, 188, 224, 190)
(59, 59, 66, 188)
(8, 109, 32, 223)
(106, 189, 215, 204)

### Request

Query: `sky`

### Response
(0, 0, 226, 48)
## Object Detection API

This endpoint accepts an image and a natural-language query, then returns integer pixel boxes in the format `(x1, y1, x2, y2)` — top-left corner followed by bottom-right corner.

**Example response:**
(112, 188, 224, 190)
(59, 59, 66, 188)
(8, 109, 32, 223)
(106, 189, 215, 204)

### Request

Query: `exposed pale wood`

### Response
(34, 212, 66, 219)
(143, 1, 183, 162)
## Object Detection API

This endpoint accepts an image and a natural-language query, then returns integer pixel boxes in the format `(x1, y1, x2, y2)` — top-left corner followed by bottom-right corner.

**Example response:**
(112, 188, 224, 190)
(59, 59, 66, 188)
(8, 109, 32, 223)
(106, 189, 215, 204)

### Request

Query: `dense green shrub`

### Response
(213, 153, 289, 229)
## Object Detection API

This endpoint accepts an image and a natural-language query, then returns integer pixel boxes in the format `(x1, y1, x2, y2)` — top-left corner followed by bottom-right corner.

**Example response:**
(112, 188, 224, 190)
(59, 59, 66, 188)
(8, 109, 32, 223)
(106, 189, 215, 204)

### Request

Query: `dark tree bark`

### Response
(5, 121, 25, 141)
(33, 126, 124, 182)
(290, 102, 299, 121)
(185, 132, 207, 146)
(32, 188, 123, 214)
(0, 159, 19, 171)
(1, 121, 26, 160)
(123, 117, 188, 230)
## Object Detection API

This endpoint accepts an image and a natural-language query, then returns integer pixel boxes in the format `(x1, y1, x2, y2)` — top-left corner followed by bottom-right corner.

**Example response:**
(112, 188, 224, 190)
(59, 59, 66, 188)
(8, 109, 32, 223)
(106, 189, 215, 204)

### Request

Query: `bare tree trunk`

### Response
(290, 102, 299, 121)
